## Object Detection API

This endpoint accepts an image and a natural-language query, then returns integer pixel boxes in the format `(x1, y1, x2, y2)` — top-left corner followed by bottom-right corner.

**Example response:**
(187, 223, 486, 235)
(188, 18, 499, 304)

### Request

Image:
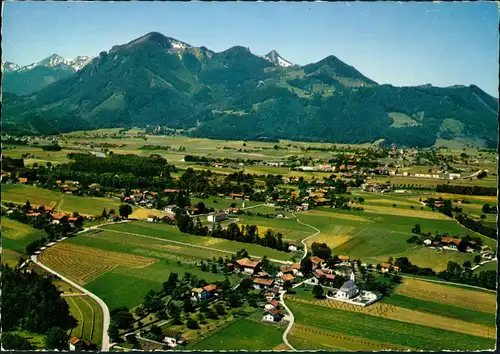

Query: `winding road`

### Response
(32, 254, 113, 351)
(279, 212, 321, 351)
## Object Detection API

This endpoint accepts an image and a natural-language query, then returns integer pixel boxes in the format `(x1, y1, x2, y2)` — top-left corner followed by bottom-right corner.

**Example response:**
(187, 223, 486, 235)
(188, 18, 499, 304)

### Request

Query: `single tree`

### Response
(312, 285, 324, 299)
(474, 254, 482, 265)
(119, 204, 133, 218)
(186, 318, 199, 329)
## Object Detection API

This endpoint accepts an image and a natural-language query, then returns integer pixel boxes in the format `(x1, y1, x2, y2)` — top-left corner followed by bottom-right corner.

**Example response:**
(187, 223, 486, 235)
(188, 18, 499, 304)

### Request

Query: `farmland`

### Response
(286, 287, 494, 340)
(2, 218, 45, 253)
(393, 278, 496, 314)
(2, 184, 120, 216)
(40, 242, 158, 285)
(285, 298, 495, 351)
(66, 295, 104, 347)
(189, 318, 284, 350)
(102, 221, 295, 261)
(297, 208, 491, 270)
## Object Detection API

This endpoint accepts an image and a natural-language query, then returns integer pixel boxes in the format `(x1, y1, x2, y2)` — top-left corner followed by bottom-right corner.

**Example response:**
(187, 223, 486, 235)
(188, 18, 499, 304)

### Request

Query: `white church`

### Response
(326, 269, 381, 307)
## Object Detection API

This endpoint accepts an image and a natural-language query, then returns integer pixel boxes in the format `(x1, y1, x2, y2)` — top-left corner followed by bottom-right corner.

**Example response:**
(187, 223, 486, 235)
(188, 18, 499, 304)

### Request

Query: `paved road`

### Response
(279, 215, 320, 351)
(279, 291, 296, 351)
(31, 255, 113, 351)
(292, 212, 321, 261)
(100, 227, 288, 265)
(470, 258, 497, 271)
(400, 274, 497, 293)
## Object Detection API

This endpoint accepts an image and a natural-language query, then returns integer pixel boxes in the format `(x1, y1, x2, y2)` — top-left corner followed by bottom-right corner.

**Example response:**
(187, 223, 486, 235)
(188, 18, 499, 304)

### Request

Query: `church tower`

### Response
(350, 270, 356, 283)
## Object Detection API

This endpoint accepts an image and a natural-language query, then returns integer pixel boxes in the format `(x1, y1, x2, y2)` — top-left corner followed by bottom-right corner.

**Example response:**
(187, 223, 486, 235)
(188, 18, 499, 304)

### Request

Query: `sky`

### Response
(2, 1, 498, 97)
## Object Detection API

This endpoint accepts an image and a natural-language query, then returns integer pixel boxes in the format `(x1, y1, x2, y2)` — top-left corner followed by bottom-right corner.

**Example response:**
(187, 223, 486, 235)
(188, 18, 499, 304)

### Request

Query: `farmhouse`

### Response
(253, 277, 274, 290)
(191, 284, 217, 301)
(380, 263, 393, 273)
(280, 273, 295, 282)
(441, 237, 461, 250)
(236, 258, 260, 274)
(18, 177, 28, 184)
(164, 189, 180, 194)
(310, 256, 325, 269)
(51, 212, 68, 224)
(207, 212, 228, 223)
(230, 193, 245, 200)
(69, 337, 90, 351)
(262, 308, 284, 322)
(288, 241, 298, 251)
(164, 205, 178, 213)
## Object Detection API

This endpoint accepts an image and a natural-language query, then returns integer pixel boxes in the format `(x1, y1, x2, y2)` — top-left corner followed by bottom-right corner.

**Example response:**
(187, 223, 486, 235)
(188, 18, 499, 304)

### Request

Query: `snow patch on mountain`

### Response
(15, 54, 94, 73)
(263, 50, 294, 68)
(1, 61, 20, 72)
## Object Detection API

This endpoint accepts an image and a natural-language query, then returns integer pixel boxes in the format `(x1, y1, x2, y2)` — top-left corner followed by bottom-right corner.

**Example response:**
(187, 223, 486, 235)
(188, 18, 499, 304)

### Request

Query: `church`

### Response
(335, 271, 359, 299)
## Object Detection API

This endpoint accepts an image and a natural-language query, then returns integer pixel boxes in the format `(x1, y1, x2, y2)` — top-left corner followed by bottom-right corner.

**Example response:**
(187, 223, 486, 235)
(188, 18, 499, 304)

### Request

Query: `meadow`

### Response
(66, 295, 103, 346)
(189, 318, 284, 350)
(2, 184, 120, 216)
(296, 207, 492, 270)
(2, 218, 45, 253)
(102, 221, 295, 261)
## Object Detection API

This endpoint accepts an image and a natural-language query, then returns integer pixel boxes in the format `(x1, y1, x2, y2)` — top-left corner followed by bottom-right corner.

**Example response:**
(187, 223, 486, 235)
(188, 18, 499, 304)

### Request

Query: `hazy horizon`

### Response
(2, 1, 498, 97)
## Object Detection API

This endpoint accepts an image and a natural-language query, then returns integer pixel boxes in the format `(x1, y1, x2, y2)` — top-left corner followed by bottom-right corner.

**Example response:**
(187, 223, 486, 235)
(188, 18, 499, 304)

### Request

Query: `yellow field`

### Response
(304, 210, 372, 222)
(367, 198, 417, 207)
(362, 205, 451, 220)
(306, 234, 352, 249)
(285, 296, 494, 339)
(394, 278, 496, 314)
(129, 208, 173, 220)
(2, 249, 23, 267)
(291, 324, 411, 351)
(41, 243, 157, 285)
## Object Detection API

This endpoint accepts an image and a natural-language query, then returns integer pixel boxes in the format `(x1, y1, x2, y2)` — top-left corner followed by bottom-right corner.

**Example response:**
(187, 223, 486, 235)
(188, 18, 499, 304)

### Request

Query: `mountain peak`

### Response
(263, 50, 294, 67)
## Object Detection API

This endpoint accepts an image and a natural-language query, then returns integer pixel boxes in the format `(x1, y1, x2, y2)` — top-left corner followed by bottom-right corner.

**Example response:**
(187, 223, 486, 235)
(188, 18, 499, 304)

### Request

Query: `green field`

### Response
(297, 206, 495, 270)
(189, 318, 284, 350)
(190, 196, 261, 210)
(102, 221, 295, 261)
(474, 261, 498, 273)
(287, 300, 495, 351)
(66, 295, 103, 346)
(1, 249, 24, 267)
(2, 218, 45, 253)
(2, 184, 120, 216)
(63, 229, 241, 308)
(382, 293, 495, 327)
(236, 214, 313, 241)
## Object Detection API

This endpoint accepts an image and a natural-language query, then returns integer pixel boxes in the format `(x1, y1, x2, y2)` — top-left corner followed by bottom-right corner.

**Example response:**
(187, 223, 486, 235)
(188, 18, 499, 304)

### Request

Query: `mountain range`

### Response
(2, 32, 498, 148)
(2, 54, 93, 95)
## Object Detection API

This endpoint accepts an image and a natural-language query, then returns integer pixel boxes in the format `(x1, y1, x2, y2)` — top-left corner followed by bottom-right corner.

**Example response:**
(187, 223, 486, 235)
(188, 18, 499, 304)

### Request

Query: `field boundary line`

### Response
(81, 296, 96, 341)
(68, 297, 85, 339)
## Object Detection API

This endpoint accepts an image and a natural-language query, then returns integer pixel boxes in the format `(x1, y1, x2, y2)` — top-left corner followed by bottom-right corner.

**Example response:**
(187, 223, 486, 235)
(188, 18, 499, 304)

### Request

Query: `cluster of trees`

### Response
(436, 185, 496, 196)
(2, 265, 77, 350)
(481, 204, 497, 214)
(455, 213, 497, 240)
(184, 155, 261, 167)
(174, 211, 291, 252)
(438, 261, 496, 290)
(41, 143, 62, 151)
(393, 257, 436, 276)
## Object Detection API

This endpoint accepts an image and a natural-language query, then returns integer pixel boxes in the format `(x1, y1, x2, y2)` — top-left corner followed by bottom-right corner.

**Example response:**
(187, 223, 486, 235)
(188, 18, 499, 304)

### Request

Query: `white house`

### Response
(288, 242, 298, 252)
(207, 212, 228, 223)
(423, 239, 432, 246)
(163, 331, 183, 348)
(262, 314, 275, 322)
(164, 205, 178, 213)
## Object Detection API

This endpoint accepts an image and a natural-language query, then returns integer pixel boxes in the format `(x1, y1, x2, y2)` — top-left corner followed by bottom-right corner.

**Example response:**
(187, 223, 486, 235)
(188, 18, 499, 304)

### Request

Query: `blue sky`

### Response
(3, 1, 498, 97)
